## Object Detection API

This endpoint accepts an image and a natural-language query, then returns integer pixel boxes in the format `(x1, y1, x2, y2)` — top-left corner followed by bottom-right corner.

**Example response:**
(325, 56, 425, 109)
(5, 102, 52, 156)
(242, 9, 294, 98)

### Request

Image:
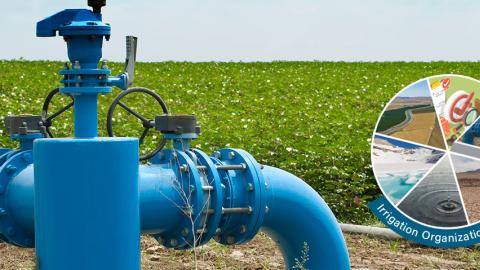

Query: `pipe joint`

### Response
(0, 150, 34, 247)
(147, 148, 267, 248)
(210, 149, 267, 246)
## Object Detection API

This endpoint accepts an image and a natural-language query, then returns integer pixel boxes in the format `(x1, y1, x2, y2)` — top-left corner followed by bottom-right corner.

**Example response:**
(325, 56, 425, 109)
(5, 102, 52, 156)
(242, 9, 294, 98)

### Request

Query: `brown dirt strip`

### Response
(2, 233, 480, 269)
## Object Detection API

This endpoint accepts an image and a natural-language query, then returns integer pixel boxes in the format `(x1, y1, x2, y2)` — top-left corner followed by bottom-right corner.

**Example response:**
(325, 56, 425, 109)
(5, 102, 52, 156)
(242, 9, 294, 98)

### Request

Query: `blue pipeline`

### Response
(28, 4, 350, 270)
(37, 8, 126, 139)
(1, 148, 350, 269)
(261, 166, 350, 269)
(73, 94, 99, 138)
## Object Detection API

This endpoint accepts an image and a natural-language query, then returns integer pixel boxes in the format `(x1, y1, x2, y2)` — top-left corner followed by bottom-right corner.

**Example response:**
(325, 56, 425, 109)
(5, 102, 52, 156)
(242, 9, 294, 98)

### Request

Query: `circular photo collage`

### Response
(372, 74, 480, 228)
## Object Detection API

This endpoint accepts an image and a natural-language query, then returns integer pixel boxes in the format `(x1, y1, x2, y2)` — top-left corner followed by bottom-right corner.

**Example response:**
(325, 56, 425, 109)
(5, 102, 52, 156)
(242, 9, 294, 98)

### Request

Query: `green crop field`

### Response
(1, 60, 479, 223)
(376, 104, 431, 132)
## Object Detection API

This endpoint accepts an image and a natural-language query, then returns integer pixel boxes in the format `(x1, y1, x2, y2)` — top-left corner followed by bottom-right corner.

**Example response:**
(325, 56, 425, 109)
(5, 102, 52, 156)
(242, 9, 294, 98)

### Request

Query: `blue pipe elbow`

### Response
(3, 151, 350, 270)
(261, 166, 350, 270)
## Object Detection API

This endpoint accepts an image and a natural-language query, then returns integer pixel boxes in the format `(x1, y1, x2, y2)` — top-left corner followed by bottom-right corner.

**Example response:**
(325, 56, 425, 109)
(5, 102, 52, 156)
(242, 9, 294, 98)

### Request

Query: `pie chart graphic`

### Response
(372, 75, 480, 228)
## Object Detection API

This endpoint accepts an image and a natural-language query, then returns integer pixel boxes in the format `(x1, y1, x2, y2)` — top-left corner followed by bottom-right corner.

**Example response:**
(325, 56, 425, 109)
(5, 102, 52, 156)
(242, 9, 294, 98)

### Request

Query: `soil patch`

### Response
(2, 233, 480, 269)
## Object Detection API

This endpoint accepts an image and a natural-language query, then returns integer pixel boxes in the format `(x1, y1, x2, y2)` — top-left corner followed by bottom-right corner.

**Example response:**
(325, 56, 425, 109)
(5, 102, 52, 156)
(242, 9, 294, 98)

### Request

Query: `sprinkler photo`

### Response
(2, 1, 480, 270)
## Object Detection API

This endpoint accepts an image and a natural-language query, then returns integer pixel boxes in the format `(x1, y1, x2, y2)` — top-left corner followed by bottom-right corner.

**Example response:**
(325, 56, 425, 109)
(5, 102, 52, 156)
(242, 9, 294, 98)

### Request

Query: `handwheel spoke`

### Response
(46, 101, 74, 122)
(42, 88, 75, 138)
(107, 87, 170, 161)
(139, 128, 150, 145)
(118, 101, 148, 123)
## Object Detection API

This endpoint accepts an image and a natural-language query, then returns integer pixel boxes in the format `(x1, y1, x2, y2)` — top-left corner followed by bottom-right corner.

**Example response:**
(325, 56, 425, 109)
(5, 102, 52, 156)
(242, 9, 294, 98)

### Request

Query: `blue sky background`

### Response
(1, 0, 480, 62)
(375, 134, 438, 150)
(398, 80, 431, 98)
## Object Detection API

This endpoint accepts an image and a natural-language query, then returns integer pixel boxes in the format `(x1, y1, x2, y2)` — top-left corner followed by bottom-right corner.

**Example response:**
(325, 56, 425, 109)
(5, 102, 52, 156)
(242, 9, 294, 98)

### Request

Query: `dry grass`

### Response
(390, 111, 445, 149)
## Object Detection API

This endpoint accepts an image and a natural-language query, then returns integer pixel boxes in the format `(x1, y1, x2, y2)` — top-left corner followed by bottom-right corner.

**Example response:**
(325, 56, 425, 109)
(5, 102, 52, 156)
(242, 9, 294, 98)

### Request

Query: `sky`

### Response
(451, 154, 480, 173)
(375, 134, 429, 150)
(398, 80, 430, 98)
(1, 0, 480, 62)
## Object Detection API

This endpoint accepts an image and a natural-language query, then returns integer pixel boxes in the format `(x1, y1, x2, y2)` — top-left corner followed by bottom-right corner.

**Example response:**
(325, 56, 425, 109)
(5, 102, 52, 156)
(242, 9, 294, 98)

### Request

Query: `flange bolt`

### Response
(226, 236, 235, 244)
(6, 165, 17, 174)
(179, 164, 188, 172)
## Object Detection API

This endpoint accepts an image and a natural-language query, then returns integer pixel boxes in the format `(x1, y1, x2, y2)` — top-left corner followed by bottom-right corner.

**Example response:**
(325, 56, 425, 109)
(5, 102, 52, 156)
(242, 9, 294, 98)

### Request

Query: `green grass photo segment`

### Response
(1, 60, 479, 224)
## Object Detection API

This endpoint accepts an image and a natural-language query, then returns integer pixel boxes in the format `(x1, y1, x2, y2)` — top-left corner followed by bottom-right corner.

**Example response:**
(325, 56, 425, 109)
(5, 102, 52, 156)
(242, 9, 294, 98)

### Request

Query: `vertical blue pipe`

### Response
(19, 139, 34, 151)
(34, 138, 140, 270)
(261, 166, 350, 270)
(74, 94, 98, 138)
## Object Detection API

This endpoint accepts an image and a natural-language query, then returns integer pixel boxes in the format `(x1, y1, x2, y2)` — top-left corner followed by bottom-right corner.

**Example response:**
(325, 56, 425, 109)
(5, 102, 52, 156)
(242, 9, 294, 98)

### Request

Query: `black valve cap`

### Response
(155, 115, 201, 135)
(4, 115, 43, 135)
(88, 0, 106, 13)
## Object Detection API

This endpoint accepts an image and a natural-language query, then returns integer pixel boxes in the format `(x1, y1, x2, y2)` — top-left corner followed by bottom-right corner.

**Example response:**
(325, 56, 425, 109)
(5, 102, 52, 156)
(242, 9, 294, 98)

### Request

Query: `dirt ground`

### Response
(458, 177, 480, 223)
(2, 233, 480, 269)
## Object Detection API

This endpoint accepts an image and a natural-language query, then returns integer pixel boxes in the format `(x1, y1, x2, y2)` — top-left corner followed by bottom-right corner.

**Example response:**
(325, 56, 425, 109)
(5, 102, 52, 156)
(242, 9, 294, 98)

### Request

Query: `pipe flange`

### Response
(152, 149, 209, 249)
(0, 149, 13, 166)
(212, 148, 267, 245)
(0, 150, 34, 247)
(191, 149, 223, 245)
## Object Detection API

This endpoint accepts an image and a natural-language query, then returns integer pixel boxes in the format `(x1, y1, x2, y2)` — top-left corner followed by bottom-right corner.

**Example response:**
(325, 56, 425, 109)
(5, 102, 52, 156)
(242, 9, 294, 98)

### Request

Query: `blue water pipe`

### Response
(0, 1, 350, 269)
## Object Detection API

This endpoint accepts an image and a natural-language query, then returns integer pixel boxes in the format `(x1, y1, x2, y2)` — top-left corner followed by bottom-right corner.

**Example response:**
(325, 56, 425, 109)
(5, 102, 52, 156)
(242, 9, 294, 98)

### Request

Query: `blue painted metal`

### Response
(151, 149, 208, 249)
(0, 150, 34, 247)
(34, 138, 139, 270)
(0, 148, 12, 157)
(164, 133, 199, 150)
(191, 149, 223, 245)
(139, 164, 184, 234)
(36, 9, 108, 38)
(0, 149, 14, 168)
(33, 5, 142, 269)
(211, 149, 267, 245)
(11, 134, 44, 151)
(3, 2, 351, 269)
(36, 8, 127, 138)
(261, 165, 350, 269)
(5, 163, 34, 245)
(73, 94, 99, 138)
(4, 147, 350, 269)
(0, 128, 39, 246)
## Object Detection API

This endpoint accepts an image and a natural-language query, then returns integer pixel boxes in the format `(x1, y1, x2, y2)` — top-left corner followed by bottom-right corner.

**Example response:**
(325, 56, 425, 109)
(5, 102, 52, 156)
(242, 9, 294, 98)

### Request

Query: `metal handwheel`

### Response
(106, 87, 169, 161)
(41, 88, 74, 138)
